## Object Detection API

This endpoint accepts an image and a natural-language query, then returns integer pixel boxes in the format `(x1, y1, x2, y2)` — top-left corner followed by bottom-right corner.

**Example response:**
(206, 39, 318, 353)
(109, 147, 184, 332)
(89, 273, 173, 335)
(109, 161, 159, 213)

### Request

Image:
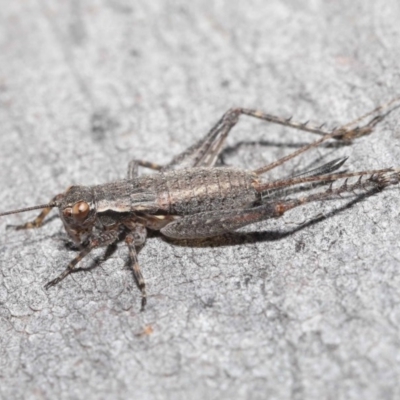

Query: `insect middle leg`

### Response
(124, 224, 147, 311)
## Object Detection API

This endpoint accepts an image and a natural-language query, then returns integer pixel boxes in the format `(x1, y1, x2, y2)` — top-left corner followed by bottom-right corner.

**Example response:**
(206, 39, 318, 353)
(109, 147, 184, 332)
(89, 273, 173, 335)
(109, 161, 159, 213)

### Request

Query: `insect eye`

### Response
(72, 201, 90, 220)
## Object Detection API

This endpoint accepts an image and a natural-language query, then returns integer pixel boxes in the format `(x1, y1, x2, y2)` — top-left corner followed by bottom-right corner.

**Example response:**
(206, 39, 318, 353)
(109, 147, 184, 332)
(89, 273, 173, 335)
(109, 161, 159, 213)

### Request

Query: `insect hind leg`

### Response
(160, 205, 281, 239)
(163, 107, 340, 171)
(253, 100, 399, 176)
(127, 159, 163, 179)
(163, 98, 400, 172)
(160, 168, 400, 240)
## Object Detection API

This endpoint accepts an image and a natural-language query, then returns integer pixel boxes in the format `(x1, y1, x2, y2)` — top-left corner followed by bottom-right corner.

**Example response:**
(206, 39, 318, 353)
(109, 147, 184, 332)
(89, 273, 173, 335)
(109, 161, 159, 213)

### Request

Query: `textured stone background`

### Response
(1, 1, 400, 399)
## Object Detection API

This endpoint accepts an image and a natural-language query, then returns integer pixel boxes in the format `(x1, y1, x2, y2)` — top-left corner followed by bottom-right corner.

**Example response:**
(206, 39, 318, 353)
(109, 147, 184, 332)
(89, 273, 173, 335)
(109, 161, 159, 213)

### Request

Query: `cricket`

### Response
(1, 98, 400, 311)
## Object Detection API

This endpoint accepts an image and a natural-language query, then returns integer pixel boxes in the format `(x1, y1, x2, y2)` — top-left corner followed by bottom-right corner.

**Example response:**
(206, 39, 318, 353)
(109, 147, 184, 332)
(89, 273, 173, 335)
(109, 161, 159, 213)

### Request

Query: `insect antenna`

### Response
(0, 202, 59, 217)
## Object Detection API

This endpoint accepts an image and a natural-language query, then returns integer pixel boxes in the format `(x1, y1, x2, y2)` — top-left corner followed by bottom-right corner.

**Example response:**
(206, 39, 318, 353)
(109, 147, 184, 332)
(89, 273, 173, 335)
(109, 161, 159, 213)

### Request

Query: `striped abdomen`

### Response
(138, 167, 260, 215)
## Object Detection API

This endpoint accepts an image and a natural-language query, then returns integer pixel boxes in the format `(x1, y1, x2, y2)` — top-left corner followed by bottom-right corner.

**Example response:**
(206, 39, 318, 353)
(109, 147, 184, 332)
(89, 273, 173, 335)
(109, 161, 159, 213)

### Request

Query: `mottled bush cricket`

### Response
(1, 98, 400, 311)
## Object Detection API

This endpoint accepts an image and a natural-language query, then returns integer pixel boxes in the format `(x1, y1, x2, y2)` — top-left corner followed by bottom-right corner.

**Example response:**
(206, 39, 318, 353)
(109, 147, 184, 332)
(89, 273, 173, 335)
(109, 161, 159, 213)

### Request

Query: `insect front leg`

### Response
(6, 194, 63, 230)
(45, 230, 119, 289)
(127, 160, 163, 179)
(125, 224, 147, 311)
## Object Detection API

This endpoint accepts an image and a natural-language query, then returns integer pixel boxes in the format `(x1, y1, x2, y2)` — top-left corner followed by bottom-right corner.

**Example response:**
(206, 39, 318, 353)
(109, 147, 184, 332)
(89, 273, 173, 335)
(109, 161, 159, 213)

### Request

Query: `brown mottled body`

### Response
(91, 167, 259, 217)
(138, 167, 261, 214)
(1, 98, 399, 310)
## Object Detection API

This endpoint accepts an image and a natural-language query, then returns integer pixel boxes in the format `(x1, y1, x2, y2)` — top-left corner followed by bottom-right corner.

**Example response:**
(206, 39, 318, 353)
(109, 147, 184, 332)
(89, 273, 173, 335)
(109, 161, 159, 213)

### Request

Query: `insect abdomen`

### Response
(147, 168, 260, 215)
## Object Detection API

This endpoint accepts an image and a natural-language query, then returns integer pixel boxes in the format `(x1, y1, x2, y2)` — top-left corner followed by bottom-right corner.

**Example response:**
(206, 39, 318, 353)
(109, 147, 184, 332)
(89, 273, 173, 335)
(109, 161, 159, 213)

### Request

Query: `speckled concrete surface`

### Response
(1, 1, 400, 399)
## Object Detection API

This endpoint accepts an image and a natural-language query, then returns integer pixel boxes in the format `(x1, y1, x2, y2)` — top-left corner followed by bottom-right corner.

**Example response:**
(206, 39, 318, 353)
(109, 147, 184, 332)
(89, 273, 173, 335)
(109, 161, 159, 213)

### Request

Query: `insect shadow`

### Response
(220, 138, 352, 158)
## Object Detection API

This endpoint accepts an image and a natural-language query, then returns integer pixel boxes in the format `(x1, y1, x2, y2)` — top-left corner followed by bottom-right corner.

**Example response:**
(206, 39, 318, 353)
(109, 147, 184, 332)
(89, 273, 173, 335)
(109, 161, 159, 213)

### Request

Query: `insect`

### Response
(1, 99, 400, 311)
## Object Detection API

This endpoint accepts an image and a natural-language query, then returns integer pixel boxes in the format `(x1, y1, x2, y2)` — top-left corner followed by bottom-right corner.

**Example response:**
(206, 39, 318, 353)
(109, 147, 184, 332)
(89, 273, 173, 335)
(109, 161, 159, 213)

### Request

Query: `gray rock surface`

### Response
(1, 1, 400, 399)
